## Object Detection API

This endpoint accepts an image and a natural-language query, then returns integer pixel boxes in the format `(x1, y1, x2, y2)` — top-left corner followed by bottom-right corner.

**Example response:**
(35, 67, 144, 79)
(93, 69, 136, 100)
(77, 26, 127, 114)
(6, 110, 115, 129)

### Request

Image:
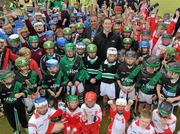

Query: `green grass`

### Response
(0, 0, 180, 134)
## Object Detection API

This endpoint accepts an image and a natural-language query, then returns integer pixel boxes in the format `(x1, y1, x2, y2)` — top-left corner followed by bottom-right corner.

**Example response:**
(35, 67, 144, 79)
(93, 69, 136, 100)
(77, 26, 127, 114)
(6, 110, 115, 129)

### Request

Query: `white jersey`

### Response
(127, 120, 155, 134)
(152, 109, 177, 133)
(81, 103, 102, 125)
(28, 108, 61, 134)
(111, 113, 126, 134)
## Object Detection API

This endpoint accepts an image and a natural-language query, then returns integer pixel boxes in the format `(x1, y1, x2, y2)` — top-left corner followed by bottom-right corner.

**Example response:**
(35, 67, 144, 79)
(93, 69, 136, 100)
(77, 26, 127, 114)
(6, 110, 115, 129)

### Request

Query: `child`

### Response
(14, 57, 38, 116)
(76, 42, 86, 58)
(83, 44, 101, 95)
(107, 98, 133, 134)
(62, 95, 83, 134)
(41, 59, 67, 108)
(127, 109, 155, 134)
(117, 49, 126, 65)
(152, 101, 177, 134)
(0, 70, 29, 134)
(100, 47, 119, 116)
(81, 91, 102, 134)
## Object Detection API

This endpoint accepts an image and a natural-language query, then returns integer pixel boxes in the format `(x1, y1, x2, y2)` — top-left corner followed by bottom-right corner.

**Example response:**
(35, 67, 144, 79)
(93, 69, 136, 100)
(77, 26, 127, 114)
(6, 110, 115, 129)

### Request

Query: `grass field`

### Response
(0, 0, 180, 134)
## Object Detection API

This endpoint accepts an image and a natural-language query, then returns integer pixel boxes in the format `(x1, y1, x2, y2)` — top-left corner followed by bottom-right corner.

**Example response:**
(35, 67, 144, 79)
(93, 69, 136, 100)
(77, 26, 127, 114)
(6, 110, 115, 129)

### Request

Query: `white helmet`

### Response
(116, 98, 127, 106)
(107, 47, 117, 57)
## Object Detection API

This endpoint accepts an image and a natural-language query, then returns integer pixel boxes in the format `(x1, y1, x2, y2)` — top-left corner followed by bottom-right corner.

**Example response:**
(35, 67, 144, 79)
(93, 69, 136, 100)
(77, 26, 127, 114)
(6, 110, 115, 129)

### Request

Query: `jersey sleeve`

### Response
(123, 108, 130, 123)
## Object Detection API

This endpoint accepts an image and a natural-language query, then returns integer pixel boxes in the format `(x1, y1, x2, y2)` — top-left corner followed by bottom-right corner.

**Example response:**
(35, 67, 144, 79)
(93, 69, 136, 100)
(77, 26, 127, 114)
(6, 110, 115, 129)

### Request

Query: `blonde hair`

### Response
(18, 47, 31, 56)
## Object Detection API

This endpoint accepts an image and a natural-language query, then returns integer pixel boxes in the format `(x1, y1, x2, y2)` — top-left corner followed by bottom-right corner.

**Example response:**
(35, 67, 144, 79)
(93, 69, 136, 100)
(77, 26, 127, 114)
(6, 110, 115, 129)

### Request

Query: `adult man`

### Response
(84, 15, 102, 41)
(93, 17, 121, 61)
(28, 97, 64, 134)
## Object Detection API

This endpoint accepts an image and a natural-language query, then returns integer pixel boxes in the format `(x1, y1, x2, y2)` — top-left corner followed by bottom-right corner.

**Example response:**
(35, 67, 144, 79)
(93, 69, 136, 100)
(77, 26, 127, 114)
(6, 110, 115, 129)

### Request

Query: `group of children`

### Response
(0, 0, 180, 134)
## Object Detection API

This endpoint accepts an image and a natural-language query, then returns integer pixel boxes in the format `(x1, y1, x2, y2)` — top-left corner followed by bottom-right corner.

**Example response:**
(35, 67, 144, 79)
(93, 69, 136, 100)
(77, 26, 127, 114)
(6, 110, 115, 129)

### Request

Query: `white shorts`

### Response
(66, 83, 84, 95)
(100, 82, 115, 99)
(139, 90, 153, 104)
(119, 88, 135, 100)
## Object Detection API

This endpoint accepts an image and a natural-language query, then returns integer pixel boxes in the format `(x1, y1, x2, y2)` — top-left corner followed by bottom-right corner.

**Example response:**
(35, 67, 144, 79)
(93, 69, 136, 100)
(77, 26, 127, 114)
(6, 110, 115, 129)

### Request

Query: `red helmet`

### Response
(85, 91, 97, 103)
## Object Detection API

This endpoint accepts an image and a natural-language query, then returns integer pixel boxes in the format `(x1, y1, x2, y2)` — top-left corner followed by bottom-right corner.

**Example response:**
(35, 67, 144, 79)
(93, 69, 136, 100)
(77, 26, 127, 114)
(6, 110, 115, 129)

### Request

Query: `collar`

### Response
(87, 56, 98, 64)
(104, 59, 116, 66)
(103, 30, 112, 38)
(135, 120, 151, 130)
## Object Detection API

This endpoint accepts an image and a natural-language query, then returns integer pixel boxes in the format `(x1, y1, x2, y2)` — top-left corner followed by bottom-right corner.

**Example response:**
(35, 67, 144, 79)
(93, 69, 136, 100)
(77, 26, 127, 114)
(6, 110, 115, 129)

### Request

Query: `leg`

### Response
(15, 100, 28, 128)
(3, 103, 16, 131)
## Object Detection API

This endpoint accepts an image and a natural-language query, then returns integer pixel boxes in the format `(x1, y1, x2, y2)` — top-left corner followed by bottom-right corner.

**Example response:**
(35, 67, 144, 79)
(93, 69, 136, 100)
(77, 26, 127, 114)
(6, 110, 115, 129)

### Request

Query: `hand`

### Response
(152, 95, 157, 101)
(166, 97, 175, 103)
(128, 99, 134, 106)
(108, 100, 114, 105)
(139, 57, 144, 61)
(81, 114, 87, 122)
(158, 93, 165, 101)
(160, 118, 168, 127)
(15, 93, 24, 98)
(67, 81, 73, 87)
(74, 81, 80, 87)
(90, 78, 96, 84)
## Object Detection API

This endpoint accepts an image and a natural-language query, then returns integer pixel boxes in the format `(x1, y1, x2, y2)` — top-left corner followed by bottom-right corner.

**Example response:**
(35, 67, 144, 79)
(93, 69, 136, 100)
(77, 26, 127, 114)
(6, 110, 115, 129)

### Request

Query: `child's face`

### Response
(77, 29, 84, 34)
(125, 57, 136, 65)
(117, 105, 125, 114)
(36, 104, 48, 115)
(48, 65, 59, 74)
(146, 67, 156, 74)
(123, 32, 131, 38)
(139, 116, 151, 128)
(76, 48, 85, 56)
(19, 65, 29, 74)
(88, 52, 96, 59)
(46, 36, 55, 42)
(11, 42, 19, 48)
(24, 52, 31, 61)
(46, 48, 54, 56)
(162, 38, 172, 46)
(31, 42, 39, 48)
(68, 101, 78, 110)
(64, 35, 72, 41)
(107, 54, 117, 63)
(66, 50, 75, 58)
(4, 76, 14, 85)
(141, 47, 149, 54)
(118, 55, 125, 62)
(50, 25, 57, 31)
(123, 43, 131, 49)
(142, 35, 150, 41)
(85, 101, 95, 108)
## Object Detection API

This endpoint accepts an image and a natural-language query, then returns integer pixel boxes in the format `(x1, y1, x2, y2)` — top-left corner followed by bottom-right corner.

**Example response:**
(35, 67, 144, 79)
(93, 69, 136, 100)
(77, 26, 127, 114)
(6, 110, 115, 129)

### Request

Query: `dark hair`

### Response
(102, 17, 112, 24)
(173, 8, 180, 36)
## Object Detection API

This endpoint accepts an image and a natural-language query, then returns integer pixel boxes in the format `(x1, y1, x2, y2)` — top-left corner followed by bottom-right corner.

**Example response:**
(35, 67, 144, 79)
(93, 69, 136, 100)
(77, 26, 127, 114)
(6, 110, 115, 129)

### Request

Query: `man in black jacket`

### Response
(84, 15, 102, 41)
(93, 17, 121, 62)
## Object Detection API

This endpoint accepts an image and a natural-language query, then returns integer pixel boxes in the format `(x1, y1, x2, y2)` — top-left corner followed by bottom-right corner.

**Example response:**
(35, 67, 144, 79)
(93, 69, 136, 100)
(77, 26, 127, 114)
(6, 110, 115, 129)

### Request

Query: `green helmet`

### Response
(0, 70, 15, 81)
(165, 62, 180, 74)
(66, 95, 79, 102)
(15, 57, 29, 67)
(123, 38, 132, 44)
(87, 44, 97, 52)
(123, 26, 132, 33)
(158, 101, 173, 117)
(62, 27, 72, 35)
(28, 35, 39, 43)
(76, 22, 84, 30)
(162, 34, 172, 39)
(82, 38, 91, 46)
(43, 41, 55, 49)
(144, 56, 161, 68)
(65, 43, 75, 51)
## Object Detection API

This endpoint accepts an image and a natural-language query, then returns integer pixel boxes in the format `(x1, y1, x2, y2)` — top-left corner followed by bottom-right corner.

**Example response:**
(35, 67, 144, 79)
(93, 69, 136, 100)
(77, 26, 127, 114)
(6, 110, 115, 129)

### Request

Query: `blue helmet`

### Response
(49, 20, 56, 25)
(46, 59, 58, 68)
(56, 37, 68, 47)
(45, 30, 55, 38)
(34, 97, 48, 108)
(139, 41, 150, 48)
